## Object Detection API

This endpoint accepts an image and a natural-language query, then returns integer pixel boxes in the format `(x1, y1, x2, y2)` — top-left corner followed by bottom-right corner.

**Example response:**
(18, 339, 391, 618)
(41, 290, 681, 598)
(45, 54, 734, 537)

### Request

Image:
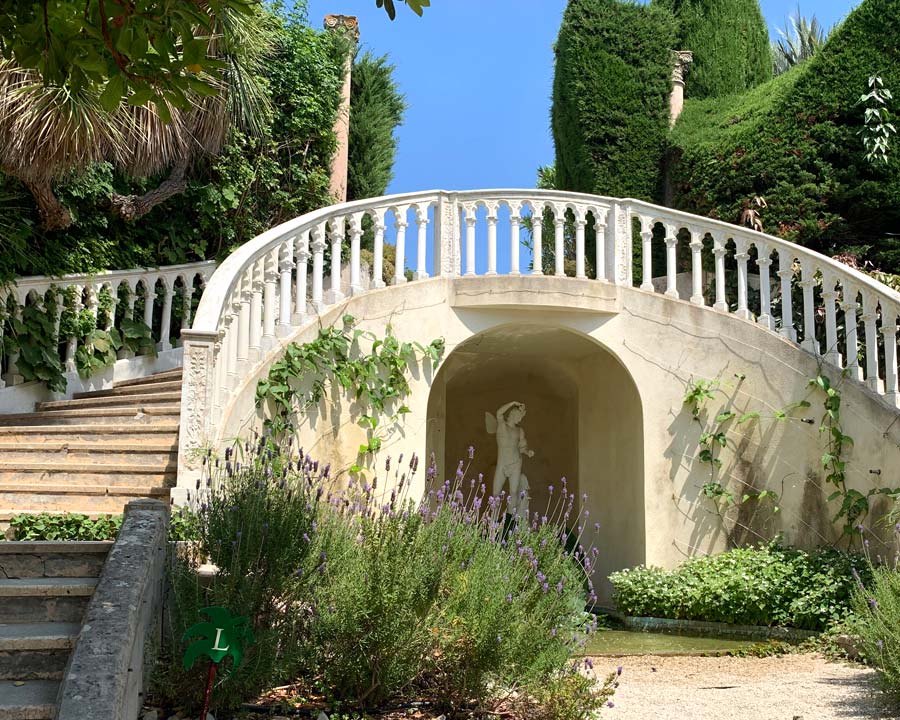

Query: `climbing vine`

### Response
(256, 314, 444, 464)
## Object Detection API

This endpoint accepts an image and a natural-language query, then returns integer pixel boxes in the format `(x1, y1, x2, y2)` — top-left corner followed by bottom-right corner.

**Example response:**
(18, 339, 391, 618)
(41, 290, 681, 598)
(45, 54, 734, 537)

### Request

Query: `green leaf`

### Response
(98, 75, 126, 112)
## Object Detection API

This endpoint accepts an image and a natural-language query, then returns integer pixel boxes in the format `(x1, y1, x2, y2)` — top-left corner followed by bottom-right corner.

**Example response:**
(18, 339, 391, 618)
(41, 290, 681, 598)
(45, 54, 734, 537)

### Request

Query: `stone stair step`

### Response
(0, 487, 170, 517)
(72, 379, 182, 399)
(36, 392, 182, 412)
(113, 369, 183, 388)
(0, 578, 97, 624)
(0, 542, 112, 579)
(0, 406, 180, 427)
(0, 445, 177, 465)
(0, 424, 180, 443)
(0, 462, 176, 481)
(0, 622, 79, 652)
(0, 679, 58, 720)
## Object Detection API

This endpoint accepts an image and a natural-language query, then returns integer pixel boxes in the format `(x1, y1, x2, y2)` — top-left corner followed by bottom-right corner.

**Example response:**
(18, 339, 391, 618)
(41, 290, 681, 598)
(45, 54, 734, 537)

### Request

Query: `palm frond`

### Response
(772, 5, 828, 75)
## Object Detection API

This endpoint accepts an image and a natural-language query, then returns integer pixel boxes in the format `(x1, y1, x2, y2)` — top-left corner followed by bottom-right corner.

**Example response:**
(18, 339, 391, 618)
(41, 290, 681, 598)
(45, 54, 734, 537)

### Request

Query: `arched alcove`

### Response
(426, 324, 645, 601)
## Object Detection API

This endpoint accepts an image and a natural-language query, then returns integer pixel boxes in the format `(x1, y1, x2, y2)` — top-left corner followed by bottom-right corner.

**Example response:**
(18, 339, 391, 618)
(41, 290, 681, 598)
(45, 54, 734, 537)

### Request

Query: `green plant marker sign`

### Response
(182, 607, 254, 719)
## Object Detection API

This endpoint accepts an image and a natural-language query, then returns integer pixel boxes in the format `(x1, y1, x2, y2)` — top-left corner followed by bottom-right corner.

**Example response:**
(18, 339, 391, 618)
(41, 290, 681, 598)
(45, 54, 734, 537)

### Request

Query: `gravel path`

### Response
(593, 654, 900, 720)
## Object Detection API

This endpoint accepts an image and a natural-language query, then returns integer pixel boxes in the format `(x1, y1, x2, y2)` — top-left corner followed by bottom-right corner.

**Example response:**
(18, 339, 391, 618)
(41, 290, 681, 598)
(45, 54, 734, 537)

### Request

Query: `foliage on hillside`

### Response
(667, 0, 900, 271)
(551, 0, 676, 201)
(348, 51, 406, 201)
(654, 0, 772, 99)
(0, 7, 344, 282)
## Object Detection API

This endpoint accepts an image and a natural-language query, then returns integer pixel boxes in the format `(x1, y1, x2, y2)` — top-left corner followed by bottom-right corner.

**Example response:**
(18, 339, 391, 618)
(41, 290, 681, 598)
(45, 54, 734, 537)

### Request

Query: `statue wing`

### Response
(485, 412, 498, 435)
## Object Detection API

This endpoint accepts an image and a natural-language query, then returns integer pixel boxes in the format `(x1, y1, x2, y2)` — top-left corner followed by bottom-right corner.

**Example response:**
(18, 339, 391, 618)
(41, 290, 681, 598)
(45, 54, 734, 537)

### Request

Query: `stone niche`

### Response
(426, 324, 645, 601)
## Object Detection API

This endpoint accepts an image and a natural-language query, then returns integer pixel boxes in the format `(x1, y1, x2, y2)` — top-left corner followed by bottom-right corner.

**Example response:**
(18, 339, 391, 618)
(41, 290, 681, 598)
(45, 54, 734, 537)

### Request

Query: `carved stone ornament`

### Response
(181, 339, 214, 470)
(672, 50, 694, 84)
(324, 14, 360, 40)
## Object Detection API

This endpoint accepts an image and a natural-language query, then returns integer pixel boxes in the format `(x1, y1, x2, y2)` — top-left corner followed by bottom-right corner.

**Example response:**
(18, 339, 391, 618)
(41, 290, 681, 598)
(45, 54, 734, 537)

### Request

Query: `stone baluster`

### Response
(311, 224, 326, 311)
(734, 238, 751, 319)
(799, 259, 818, 354)
(432, 192, 460, 277)
(158, 280, 174, 352)
(463, 204, 477, 276)
(262, 249, 278, 350)
(756, 243, 773, 329)
(882, 308, 899, 406)
(372, 213, 386, 288)
(689, 228, 704, 305)
(294, 231, 310, 322)
(237, 274, 252, 372)
(486, 202, 499, 276)
(349, 213, 365, 292)
(142, 281, 155, 334)
(85, 285, 99, 358)
(5, 302, 22, 385)
(531, 202, 543, 275)
(249, 260, 264, 361)
(0, 294, 6, 389)
(821, 273, 842, 367)
(394, 207, 409, 285)
(327, 217, 345, 303)
(574, 209, 587, 279)
(594, 208, 608, 281)
(277, 240, 295, 337)
(841, 284, 862, 381)
(227, 291, 242, 390)
(554, 205, 566, 277)
(509, 202, 522, 275)
(181, 281, 195, 336)
(664, 225, 678, 299)
(211, 331, 224, 421)
(52, 289, 64, 361)
(776, 249, 796, 341)
(861, 292, 881, 393)
(65, 288, 83, 374)
(217, 314, 234, 407)
(414, 205, 429, 280)
(105, 284, 118, 331)
(640, 219, 654, 291)
(712, 233, 728, 312)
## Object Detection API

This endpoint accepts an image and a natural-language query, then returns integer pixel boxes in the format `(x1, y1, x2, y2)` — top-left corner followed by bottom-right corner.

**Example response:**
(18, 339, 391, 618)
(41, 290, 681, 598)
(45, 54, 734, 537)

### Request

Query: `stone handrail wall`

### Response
(56, 499, 169, 720)
(0, 260, 216, 392)
(177, 189, 900, 498)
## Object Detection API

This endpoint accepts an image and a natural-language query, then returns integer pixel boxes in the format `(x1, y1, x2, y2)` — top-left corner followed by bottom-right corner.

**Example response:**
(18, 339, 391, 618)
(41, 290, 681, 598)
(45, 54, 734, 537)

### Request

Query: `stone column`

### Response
(325, 15, 360, 204)
(670, 50, 693, 127)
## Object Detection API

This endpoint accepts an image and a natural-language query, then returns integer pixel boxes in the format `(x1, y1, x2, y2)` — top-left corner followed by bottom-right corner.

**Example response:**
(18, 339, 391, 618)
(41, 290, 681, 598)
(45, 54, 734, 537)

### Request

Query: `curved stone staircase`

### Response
(0, 370, 181, 526)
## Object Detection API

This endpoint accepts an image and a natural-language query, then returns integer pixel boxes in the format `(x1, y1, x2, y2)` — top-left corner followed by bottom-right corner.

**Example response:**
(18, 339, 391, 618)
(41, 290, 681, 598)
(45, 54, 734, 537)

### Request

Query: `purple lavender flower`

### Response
(617, 665, 623, 675)
(878, 639, 885, 651)
(869, 597, 879, 609)
(607, 701, 615, 708)
(584, 658, 594, 670)
(468, 445, 475, 459)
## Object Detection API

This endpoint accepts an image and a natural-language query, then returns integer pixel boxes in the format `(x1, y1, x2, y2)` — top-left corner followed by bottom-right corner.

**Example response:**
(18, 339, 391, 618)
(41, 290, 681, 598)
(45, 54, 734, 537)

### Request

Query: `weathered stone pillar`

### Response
(325, 14, 360, 204)
(670, 50, 693, 127)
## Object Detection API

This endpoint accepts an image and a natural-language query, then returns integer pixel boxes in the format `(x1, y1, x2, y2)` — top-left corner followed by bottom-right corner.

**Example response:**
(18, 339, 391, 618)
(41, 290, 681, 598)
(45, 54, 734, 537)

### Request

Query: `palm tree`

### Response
(772, 6, 828, 76)
(0, 6, 274, 230)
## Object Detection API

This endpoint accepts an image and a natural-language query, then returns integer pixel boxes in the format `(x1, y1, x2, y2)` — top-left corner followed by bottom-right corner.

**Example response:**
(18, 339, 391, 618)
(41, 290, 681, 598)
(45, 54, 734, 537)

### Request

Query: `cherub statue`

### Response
(485, 401, 534, 516)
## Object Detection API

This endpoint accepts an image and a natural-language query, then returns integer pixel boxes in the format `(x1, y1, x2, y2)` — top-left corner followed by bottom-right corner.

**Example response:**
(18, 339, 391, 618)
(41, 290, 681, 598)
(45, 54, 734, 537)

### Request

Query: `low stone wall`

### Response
(56, 499, 169, 720)
(603, 610, 818, 642)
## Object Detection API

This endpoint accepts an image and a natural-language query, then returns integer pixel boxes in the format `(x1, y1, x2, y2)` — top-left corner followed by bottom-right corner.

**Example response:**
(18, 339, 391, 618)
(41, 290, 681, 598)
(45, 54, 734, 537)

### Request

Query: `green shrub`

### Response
(655, 0, 772, 99)
(551, 0, 677, 200)
(668, 0, 900, 272)
(851, 559, 900, 696)
(610, 542, 868, 630)
(7, 512, 122, 541)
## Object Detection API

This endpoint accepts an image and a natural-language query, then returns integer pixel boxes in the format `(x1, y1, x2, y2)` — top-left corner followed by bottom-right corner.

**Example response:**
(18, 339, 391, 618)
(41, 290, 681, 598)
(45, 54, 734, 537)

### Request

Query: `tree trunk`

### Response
(109, 157, 190, 222)
(22, 178, 73, 231)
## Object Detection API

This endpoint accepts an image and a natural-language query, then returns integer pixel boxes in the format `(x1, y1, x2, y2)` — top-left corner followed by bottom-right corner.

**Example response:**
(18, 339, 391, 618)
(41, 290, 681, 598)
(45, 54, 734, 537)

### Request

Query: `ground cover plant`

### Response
(610, 542, 869, 631)
(155, 440, 615, 717)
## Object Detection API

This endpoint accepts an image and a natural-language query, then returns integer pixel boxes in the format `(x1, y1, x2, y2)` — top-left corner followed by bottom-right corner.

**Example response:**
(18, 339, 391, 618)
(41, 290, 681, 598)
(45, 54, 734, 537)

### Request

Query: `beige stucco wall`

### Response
(218, 276, 900, 598)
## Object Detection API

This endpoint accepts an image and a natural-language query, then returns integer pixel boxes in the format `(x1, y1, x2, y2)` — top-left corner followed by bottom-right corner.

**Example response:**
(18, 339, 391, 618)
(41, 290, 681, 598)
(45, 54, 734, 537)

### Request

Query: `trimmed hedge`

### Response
(668, 0, 900, 271)
(551, 0, 676, 200)
(655, 0, 772, 100)
(610, 544, 869, 631)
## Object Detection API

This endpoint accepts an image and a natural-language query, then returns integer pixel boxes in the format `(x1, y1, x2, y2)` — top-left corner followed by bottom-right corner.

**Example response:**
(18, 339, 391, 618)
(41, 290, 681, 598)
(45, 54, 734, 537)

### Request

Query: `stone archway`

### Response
(426, 323, 645, 601)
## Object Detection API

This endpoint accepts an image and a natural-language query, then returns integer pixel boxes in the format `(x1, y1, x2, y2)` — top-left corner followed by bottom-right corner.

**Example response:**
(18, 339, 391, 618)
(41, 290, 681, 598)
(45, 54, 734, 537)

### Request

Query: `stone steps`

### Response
(72, 379, 182, 399)
(0, 542, 110, 719)
(0, 487, 171, 515)
(0, 423, 180, 444)
(112, 368, 182, 389)
(0, 442, 177, 465)
(0, 405, 179, 427)
(36, 392, 182, 412)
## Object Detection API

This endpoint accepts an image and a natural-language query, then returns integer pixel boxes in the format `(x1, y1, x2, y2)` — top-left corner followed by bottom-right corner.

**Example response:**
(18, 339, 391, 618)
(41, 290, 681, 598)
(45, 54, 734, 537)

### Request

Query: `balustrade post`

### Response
(237, 276, 252, 371)
(756, 243, 773, 329)
(861, 293, 881, 393)
(84, 285, 99, 360)
(689, 228, 704, 305)
(294, 231, 310, 322)
(594, 208, 608, 282)
(840, 284, 862, 381)
(174, 329, 219, 506)
(639, 219, 654, 291)
(105, 285, 118, 331)
(180, 283, 195, 337)
(65, 287, 84, 374)
(394, 207, 409, 285)
(486, 202, 499, 276)
(463, 204, 477, 276)
(776, 249, 796, 342)
(5, 303, 22, 385)
(350, 213, 365, 291)
(372, 214, 387, 288)
(531, 202, 543, 275)
(413, 205, 429, 280)
(227, 292, 241, 390)
(882, 309, 899, 406)
(249, 261, 263, 361)
(509, 202, 522, 275)
(733, 238, 751, 319)
(432, 192, 460, 278)
(821, 273, 842, 368)
(610, 202, 631, 286)
(575, 211, 587, 279)
(712, 233, 727, 312)
(262, 250, 278, 351)
(799, 259, 818, 354)
(327, 218, 346, 302)
(311, 224, 326, 311)
(554, 206, 566, 277)
(221, 311, 236, 400)
(278, 240, 295, 337)
(157, 281, 174, 353)
(664, 225, 678, 299)
(0, 294, 6, 389)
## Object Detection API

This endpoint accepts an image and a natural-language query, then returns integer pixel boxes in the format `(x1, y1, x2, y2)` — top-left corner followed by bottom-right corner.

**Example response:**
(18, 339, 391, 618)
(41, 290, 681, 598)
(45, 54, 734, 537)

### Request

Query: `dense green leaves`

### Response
(6, 512, 122, 541)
